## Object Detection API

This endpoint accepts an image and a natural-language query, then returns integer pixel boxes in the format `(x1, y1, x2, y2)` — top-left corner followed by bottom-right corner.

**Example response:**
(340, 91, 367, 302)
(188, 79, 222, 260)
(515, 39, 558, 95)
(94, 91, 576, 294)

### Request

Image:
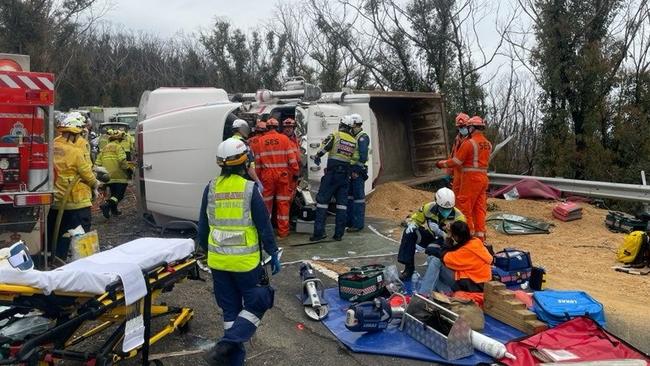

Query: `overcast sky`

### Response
(103, 0, 276, 37)
(102, 0, 517, 79)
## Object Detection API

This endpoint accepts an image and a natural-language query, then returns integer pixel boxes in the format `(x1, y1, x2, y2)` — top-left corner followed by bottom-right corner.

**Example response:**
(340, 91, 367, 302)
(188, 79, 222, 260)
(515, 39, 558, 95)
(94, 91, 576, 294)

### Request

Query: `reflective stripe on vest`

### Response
(207, 175, 260, 272)
(328, 131, 356, 164)
(350, 131, 368, 167)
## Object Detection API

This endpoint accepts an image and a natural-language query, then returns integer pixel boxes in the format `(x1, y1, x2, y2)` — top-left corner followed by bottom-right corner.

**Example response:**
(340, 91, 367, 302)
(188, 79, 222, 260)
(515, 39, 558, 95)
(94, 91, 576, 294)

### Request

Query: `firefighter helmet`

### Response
(435, 187, 455, 209)
(467, 116, 486, 127)
(58, 114, 85, 134)
(282, 118, 296, 127)
(455, 113, 470, 127)
(232, 119, 250, 137)
(217, 137, 249, 167)
(339, 115, 354, 128)
(350, 113, 363, 125)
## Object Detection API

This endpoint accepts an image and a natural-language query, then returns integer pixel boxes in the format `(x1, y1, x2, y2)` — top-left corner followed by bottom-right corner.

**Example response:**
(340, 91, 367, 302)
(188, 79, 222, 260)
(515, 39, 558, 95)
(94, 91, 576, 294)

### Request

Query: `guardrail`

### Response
(488, 173, 650, 203)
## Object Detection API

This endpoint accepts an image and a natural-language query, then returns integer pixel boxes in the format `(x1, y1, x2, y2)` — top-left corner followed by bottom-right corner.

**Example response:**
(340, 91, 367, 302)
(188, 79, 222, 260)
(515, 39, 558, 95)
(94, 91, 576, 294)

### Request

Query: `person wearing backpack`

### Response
(419, 220, 493, 295)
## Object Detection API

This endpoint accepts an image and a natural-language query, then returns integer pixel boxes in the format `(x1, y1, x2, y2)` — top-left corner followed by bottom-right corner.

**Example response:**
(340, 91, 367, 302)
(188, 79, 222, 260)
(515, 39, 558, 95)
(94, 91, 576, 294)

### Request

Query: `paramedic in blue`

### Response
(309, 115, 357, 242)
(347, 113, 370, 232)
(198, 137, 281, 366)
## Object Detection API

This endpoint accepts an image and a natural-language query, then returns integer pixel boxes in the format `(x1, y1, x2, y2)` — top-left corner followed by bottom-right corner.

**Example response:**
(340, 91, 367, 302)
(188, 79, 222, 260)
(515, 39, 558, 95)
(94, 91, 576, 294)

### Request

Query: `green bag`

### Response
(338, 264, 386, 302)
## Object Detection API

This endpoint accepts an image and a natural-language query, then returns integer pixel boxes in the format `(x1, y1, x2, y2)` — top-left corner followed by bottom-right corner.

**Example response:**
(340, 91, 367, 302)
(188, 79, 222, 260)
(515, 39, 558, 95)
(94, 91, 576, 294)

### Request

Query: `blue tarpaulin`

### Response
(321, 288, 525, 365)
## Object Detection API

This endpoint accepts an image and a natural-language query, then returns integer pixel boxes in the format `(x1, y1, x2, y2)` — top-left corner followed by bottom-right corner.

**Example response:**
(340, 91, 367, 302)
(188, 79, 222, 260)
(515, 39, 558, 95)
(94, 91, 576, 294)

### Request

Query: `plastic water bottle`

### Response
(411, 271, 421, 295)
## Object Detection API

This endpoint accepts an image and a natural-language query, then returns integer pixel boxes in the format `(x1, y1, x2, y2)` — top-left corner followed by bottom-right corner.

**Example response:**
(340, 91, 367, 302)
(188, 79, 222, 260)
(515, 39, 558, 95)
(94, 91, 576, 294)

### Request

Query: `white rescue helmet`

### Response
(217, 137, 249, 167)
(232, 119, 250, 137)
(339, 115, 354, 127)
(350, 113, 363, 125)
(435, 187, 455, 209)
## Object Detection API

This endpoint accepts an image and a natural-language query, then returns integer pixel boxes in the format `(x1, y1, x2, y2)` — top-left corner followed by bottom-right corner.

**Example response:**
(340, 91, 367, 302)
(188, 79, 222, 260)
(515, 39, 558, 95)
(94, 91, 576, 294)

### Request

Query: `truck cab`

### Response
(136, 81, 449, 227)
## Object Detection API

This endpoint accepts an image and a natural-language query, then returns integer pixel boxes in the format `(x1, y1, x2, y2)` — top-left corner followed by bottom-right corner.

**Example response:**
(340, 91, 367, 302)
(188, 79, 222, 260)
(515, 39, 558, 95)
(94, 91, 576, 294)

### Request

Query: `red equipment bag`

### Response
(501, 317, 650, 365)
(552, 202, 583, 222)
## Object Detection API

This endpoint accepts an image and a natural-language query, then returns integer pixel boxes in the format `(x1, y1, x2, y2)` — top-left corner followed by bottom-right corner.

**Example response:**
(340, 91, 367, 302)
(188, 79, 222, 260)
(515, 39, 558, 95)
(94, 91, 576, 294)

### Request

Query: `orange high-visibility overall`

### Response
(438, 131, 492, 240)
(257, 130, 299, 237)
(449, 134, 466, 196)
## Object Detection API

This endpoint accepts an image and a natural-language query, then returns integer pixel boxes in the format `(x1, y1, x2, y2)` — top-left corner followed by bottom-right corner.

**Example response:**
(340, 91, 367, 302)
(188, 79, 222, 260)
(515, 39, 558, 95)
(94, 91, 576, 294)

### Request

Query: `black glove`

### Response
(425, 244, 442, 257)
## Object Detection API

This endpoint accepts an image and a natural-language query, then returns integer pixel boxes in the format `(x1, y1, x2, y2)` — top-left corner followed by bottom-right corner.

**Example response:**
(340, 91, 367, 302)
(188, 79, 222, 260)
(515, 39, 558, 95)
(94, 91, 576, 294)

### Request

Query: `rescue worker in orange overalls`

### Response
(448, 113, 470, 196)
(281, 118, 301, 198)
(249, 120, 267, 178)
(436, 116, 492, 241)
(257, 118, 300, 239)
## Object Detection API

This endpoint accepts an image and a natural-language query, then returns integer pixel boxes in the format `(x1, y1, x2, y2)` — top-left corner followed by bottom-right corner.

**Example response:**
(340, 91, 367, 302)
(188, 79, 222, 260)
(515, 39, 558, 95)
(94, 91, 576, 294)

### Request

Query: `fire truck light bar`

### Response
(14, 193, 52, 207)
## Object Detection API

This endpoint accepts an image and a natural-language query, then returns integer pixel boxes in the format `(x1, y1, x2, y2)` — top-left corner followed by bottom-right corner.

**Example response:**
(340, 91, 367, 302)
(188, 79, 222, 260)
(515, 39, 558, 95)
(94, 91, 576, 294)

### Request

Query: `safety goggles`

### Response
(1, 241, 34, 271)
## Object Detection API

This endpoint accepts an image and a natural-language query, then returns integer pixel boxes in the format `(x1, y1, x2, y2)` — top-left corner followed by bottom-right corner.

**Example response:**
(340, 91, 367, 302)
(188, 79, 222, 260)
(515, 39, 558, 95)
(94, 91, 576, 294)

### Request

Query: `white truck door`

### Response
(140, 103, 239, 224)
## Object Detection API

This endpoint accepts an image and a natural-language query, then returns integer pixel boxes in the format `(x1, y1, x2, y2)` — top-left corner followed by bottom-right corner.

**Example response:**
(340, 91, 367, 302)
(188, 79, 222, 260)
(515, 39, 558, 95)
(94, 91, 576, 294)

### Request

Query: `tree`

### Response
(522, 0, 649, 179)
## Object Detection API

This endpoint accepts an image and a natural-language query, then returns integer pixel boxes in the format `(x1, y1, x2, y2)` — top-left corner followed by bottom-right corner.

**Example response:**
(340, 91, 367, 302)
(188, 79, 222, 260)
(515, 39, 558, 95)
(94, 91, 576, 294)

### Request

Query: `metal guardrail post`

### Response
(488, 173, 650, 203)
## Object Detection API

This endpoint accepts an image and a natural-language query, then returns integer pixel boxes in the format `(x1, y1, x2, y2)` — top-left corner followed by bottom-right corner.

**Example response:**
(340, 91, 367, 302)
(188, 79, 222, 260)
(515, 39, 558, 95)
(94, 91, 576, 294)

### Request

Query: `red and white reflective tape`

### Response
(0, 194, 14, 204)
(0, 74, 54, 91)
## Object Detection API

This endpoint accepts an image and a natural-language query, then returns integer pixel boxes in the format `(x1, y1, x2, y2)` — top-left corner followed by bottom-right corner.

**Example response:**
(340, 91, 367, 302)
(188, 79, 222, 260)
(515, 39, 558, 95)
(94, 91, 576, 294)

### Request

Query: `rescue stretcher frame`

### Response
(0, 255, 200, 366)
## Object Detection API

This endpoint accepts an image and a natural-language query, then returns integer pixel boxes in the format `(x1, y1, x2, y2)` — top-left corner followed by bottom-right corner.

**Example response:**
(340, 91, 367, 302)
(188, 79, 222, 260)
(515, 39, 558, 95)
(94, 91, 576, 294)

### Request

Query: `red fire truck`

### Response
(0, 54, 55, 264)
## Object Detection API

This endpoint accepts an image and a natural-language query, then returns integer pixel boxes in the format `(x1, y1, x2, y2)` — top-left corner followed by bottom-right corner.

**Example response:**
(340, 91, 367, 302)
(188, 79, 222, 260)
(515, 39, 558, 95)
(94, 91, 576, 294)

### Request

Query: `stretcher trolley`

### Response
(0, 238, 200, 366)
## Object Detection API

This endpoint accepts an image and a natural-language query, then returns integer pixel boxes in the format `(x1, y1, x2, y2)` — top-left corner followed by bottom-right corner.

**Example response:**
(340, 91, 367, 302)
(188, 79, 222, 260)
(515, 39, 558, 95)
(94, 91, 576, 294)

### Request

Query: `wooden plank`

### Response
(504, 300, 526, 309)
(485, 307, 547, 334)
(515, 309, 538, 321)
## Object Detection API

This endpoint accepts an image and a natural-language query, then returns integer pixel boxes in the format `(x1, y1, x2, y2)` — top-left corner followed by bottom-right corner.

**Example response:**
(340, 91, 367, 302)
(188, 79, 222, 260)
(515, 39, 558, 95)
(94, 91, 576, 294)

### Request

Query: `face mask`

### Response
(458, 127, 469, 136)
(439, 207, 452, 218)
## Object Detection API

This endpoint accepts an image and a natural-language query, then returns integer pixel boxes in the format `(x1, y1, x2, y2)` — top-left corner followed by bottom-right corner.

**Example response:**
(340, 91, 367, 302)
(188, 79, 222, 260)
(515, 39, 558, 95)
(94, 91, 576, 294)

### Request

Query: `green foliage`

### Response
(531, 0, 629, 179)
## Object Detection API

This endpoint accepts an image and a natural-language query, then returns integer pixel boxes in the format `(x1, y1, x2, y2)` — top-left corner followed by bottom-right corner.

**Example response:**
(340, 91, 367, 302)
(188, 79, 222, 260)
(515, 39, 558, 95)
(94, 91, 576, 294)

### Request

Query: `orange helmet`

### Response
(283, 118, 296, 127)
(455, 113, 470, 127)
(266, 118, 279, 127)
(468, 116, 486, 127)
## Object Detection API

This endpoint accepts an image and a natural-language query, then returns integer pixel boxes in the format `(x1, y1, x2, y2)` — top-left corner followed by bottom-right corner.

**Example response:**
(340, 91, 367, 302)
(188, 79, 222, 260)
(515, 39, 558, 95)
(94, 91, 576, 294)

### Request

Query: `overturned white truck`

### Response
(135, 80, 450, 228)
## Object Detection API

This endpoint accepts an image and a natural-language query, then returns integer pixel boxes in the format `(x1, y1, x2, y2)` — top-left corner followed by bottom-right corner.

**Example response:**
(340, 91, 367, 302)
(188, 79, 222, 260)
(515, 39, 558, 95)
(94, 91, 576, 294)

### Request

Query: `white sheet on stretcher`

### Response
(0, 237, 195, 296)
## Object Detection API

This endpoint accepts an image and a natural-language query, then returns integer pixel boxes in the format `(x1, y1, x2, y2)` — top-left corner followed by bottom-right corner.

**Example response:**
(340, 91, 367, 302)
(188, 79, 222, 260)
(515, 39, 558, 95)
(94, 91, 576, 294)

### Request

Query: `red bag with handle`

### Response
(501, 317, 649, 365)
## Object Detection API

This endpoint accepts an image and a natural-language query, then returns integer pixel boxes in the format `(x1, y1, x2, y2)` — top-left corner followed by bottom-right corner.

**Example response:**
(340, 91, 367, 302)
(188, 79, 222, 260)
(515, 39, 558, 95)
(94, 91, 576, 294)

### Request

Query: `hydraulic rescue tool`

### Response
(344, 294, 407, 332)
(300, 262, 329, 320)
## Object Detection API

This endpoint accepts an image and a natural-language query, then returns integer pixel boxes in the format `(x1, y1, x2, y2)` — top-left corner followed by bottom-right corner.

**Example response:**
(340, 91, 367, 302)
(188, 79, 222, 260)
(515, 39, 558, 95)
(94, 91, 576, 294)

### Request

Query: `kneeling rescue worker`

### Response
(419, 220, 493, 294)
(310, 116, 357, 242)
(199, 138, 281, 366)
(397, 188, 465, 280)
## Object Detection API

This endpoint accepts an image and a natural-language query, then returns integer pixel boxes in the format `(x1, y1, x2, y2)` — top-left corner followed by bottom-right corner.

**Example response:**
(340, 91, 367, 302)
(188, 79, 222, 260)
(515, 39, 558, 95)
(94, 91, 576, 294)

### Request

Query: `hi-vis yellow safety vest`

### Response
(350, 131, 369, 167)
(326, 131, 356, 163)
(207, 174, 260, 272)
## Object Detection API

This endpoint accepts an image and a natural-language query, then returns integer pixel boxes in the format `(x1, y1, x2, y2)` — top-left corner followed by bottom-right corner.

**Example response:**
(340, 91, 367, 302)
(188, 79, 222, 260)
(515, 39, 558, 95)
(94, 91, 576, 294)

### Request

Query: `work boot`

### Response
(399, 265, 415, 281)
(309, 234, 327, 242)
(109, 201, 122, 216)
(332, 234, 343, 241)
(100, 203, 111, 219)
(346, 227, 363, 233)
(203, 342, 235, 366)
